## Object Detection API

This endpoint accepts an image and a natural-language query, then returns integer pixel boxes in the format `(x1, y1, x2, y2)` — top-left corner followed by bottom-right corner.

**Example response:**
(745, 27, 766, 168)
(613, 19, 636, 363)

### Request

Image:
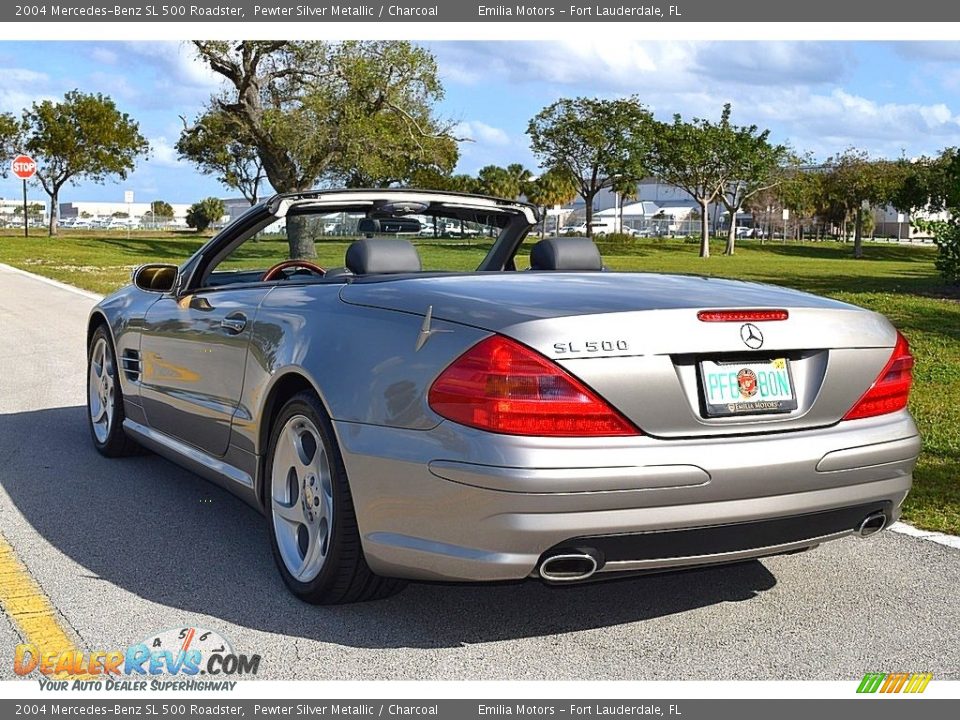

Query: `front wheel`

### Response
(87, 325, 139, 457)
(265, 391, 405, 604)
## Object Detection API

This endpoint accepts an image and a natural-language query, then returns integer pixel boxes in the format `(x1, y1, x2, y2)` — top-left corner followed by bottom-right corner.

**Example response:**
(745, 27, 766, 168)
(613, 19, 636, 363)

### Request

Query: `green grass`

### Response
(1, 229, 958, 534)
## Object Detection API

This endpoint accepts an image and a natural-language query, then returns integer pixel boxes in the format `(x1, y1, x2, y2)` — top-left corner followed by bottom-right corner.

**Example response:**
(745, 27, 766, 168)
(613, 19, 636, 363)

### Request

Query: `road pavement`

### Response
(0, 263, 958, 681)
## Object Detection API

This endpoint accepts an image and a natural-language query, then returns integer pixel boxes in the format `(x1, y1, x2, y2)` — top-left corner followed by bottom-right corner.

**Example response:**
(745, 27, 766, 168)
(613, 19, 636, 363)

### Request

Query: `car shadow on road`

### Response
(0, 406, 778, 649)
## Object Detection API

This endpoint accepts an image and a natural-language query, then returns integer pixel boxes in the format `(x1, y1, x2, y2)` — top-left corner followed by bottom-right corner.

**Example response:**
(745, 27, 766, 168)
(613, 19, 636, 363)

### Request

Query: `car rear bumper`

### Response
(334, 411, 919, 582)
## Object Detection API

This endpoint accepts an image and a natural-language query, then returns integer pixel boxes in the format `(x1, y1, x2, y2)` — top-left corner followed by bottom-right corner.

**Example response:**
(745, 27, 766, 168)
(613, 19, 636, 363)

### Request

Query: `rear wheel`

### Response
(265, 391, 405, 604)
(87, 325, 139, 457)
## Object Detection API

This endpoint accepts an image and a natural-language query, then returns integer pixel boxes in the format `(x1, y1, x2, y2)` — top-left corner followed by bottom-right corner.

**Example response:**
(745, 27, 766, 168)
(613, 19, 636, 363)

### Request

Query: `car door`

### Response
(138, 286, 271, 458)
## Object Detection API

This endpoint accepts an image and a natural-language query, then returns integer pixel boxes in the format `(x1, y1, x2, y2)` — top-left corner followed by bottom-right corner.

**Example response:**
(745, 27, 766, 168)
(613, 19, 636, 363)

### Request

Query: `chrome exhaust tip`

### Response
(539, 553, 598, 583)
(857, 511, 888, 538)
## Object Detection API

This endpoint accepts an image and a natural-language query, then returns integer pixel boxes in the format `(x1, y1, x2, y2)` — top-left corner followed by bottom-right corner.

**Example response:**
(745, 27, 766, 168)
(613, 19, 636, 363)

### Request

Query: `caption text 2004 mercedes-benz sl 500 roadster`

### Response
(86, 189, 920, 603)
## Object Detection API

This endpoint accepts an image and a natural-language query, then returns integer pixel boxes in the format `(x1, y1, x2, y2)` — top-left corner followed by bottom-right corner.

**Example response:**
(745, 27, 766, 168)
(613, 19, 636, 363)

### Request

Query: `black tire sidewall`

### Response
(87, 326, 127, 454)
(265, 392, 356, 600)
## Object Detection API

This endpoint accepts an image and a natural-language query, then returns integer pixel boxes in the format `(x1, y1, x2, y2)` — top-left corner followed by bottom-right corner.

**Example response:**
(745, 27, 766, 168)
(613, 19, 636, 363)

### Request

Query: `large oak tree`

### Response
(191, 40, 459, 258)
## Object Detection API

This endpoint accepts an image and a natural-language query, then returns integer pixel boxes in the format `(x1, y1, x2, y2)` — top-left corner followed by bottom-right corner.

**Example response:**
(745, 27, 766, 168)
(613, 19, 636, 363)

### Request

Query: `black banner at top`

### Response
(4, 0, 959, 23)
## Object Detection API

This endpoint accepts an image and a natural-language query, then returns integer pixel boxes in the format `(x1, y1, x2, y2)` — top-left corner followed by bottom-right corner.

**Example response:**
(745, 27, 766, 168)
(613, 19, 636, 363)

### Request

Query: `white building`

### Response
(0, 197, 50, 223)
(59, 201, 193, 222)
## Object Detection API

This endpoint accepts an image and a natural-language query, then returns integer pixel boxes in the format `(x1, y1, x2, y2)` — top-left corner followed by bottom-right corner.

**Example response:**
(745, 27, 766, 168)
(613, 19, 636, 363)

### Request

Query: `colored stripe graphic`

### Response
(858, 672, 932, 694)
(857, 673, 886, 693)
(0, 533, 92, 679)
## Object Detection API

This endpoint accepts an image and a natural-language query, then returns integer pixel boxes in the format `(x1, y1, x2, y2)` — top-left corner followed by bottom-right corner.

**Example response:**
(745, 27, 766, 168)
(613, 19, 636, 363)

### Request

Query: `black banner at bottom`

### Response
(1, 700, 955, 720)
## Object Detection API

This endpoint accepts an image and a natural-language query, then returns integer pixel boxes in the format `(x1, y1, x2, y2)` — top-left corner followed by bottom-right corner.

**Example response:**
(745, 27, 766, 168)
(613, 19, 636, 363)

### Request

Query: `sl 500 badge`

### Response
(554, 340, 630, 354)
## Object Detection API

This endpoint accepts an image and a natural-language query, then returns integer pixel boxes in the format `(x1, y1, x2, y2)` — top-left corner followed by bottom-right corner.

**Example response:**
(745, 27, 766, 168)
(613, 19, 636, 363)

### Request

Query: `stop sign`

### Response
(11, 155, 37, 180)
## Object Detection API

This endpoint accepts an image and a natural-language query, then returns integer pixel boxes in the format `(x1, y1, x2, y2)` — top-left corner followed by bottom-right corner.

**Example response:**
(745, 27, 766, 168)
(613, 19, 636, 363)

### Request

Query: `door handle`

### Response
(220, 313, 247, 334)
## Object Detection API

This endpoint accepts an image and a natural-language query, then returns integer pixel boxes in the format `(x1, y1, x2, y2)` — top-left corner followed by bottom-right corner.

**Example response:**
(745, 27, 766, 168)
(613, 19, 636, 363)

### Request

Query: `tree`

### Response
(527, 96, 653, 238)
(192, 40, 459, 258)
(14, 90, 149, 236)
(821, 150, 905, 258)
(177, 108, 266, 204)
(151, 200, 175, 219)
(712, 105, 789, 255)
(903, 149, 960, 283)
(776, 161, 822, 240)
(476, 164, 533, 199)
(524, 167, 579, 238)
(0, 113, 18, 167)
(647, 108, 732, 258)
(186, 197, 226, 232)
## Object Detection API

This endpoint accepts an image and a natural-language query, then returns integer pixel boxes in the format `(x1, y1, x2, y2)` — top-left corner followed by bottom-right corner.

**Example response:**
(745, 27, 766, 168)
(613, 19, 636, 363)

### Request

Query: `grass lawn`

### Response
(1, 229, 957, 535)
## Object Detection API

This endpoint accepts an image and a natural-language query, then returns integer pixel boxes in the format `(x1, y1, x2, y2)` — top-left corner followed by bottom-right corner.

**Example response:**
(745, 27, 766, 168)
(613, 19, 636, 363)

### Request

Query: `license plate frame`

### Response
(699, 357, 798, 417)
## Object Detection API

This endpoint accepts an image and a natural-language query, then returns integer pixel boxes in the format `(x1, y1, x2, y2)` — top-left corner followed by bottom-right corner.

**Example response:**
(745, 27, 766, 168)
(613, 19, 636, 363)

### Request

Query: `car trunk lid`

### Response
(340, 273, 897, 437)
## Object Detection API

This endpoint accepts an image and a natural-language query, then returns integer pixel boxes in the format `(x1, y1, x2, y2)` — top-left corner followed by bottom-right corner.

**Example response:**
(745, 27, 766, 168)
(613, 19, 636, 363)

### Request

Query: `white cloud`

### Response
(0, 68, 53, 112)
(145, 136, 181, 168)
(454, 120, 511, 146)
(120, 42, 221, 90)
(90, 47, 119, 66)
(693, 43, 851, 86)
(434, 41, 960, 161)
(892, 42, 960, 63)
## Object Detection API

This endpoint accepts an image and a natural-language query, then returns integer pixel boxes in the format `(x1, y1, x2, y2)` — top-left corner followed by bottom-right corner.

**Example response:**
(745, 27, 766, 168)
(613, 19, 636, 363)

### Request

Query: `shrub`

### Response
(915, 217, 960, 284)
(186, 197, 226, 232)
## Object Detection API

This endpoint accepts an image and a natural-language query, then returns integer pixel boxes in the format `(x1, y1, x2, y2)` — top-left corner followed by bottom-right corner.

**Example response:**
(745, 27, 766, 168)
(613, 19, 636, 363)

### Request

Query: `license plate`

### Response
(699, 357, 798, 417)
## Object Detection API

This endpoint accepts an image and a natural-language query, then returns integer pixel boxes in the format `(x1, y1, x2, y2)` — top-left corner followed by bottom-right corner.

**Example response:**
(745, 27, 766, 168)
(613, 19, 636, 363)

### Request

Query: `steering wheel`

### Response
(261, 260, 326, 282)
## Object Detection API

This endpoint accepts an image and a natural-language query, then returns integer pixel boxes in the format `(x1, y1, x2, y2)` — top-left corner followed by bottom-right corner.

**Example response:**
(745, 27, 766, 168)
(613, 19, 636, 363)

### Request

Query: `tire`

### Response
(265, 391, 406, 604)
(87, 325, 140, 457)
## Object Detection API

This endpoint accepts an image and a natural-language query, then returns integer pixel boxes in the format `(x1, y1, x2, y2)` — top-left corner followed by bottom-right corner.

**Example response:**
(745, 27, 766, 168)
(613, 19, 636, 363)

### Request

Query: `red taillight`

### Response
(843, 332, 914, 421)
(428, 335, 640, 437)
(698, 309, 789, 322)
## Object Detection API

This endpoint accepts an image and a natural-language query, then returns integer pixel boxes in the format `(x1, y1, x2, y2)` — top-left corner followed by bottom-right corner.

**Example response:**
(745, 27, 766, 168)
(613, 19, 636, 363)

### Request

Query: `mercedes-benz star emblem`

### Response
(740, 323, 764, 349)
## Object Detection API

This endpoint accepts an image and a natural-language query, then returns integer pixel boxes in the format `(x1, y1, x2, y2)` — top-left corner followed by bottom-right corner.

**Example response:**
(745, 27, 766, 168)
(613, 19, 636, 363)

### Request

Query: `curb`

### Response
(0, 262, 104, 301)
(2, 262, 958, 551)
(888, 521, 960, 550)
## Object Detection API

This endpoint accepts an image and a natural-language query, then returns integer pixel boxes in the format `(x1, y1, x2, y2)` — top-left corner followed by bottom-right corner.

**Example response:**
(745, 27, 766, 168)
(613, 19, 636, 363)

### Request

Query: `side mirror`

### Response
(132, 263, 178, 293)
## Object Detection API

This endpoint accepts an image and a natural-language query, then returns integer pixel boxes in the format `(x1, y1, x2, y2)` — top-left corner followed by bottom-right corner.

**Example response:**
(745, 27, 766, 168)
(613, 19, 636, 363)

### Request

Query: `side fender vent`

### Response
(121, 349, 142, 382)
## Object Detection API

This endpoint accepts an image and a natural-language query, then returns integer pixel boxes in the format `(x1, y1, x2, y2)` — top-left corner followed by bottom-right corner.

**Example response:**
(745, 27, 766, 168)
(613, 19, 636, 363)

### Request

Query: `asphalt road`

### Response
(0, 263, 958, 681)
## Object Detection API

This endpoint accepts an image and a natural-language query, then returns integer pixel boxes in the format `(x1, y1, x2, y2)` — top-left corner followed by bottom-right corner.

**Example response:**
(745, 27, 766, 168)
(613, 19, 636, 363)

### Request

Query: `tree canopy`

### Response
(192, 40, 459, 257)
(186, 197, 226, 232)
(150, 200, 175, 219)
(8, 91, 149, 236)
(648, 107, 734, 258)
(528, 96, 653, 237)
(524, 167, 579, 238)
(176, 109, 265, 204)
(712, 105, 789, 254)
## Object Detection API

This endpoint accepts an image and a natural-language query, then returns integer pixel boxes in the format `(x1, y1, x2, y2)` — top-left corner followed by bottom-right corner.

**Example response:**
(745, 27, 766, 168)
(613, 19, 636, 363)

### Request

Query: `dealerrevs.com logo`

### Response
(14, 627, 260, 691)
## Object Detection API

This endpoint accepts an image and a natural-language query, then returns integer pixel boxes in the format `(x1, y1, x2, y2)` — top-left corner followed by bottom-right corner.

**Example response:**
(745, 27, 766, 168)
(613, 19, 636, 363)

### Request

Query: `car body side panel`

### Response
(89, 285, 161, 423)
(138, 288, 271, 457)
(231, 283, 490, 460)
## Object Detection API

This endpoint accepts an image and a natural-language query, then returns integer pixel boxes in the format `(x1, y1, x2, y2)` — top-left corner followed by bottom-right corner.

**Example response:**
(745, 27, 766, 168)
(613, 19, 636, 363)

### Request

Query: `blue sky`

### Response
(3, 40, 960, 206)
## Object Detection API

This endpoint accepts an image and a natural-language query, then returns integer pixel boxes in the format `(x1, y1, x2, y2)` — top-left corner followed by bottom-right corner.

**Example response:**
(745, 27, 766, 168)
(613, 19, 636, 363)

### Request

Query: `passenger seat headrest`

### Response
(345, 238, 422, 275)
(530, 237, 603, 271)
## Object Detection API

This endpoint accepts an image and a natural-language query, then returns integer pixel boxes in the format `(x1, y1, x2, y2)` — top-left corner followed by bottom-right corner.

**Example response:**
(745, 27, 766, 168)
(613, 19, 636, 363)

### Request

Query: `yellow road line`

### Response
(0, 532, 91, 679)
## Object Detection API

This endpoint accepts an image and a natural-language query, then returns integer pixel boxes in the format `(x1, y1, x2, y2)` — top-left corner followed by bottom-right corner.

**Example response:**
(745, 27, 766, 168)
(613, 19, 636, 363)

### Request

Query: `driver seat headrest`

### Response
(345, 238, 422, 275)
(530, 237, 603, 271)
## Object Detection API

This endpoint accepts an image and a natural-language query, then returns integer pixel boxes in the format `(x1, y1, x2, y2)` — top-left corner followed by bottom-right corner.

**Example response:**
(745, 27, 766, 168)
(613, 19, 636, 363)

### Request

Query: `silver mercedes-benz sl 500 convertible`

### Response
(86, 189, 920, 603)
